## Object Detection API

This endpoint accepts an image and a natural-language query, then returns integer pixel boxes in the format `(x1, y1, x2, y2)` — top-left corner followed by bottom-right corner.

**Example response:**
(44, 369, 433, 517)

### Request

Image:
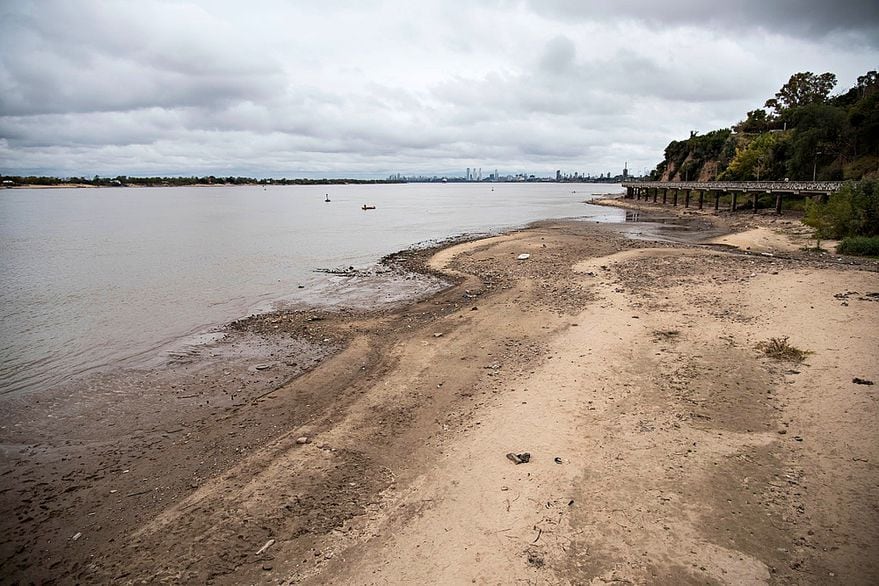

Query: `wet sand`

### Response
(1, 205, 878, 584)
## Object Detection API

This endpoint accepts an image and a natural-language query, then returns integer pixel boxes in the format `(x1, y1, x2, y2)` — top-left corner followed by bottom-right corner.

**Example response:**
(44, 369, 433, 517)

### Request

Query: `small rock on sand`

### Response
(506, 452, 531, 464)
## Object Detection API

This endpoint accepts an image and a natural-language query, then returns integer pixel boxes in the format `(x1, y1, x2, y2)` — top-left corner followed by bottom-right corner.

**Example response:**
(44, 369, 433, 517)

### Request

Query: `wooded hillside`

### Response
(651, 70, 879, 182)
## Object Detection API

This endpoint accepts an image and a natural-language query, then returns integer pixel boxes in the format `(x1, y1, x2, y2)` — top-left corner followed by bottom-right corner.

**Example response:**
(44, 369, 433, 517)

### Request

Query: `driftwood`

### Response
(255, 539, 275, 556)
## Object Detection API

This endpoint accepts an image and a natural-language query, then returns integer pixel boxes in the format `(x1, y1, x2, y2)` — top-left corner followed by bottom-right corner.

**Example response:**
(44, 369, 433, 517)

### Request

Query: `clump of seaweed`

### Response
(756, 337, 811, 362)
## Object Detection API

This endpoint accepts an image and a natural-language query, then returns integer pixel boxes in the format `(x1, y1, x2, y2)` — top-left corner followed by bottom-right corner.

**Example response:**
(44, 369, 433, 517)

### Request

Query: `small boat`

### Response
(362, 204, 376, 210)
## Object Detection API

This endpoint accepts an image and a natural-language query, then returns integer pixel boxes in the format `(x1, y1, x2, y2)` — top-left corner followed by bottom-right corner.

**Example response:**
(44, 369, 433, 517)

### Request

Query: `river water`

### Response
(0, 182, 623, 395)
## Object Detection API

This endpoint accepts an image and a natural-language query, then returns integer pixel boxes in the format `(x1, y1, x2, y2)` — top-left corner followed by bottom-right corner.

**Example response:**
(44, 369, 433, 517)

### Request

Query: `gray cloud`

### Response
(1, 0, 877, 178)
(0, 0, 283, 116)
(524, 0, 879, 40)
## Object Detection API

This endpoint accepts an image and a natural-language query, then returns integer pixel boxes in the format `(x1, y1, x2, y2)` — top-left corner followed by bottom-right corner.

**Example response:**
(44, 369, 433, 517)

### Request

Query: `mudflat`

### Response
(2, 202, 878, 584)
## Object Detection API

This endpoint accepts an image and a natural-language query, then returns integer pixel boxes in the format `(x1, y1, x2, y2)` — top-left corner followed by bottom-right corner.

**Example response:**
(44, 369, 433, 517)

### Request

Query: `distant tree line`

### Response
(650, 69, 879, 182)
(0, 175, 408, 187)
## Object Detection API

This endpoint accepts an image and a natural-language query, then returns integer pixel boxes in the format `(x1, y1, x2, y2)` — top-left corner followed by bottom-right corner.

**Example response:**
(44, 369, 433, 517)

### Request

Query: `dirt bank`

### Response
(2, 213, 878, 584)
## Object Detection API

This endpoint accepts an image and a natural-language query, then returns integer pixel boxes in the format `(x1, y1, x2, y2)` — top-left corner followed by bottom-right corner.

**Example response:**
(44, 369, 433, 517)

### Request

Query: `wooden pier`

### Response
(620, 181, 842, 214)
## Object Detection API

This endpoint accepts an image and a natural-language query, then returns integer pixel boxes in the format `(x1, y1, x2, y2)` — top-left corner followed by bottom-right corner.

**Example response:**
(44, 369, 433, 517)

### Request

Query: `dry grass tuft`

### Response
(756, 337, 811, 362)
(651, 330, 681, 341)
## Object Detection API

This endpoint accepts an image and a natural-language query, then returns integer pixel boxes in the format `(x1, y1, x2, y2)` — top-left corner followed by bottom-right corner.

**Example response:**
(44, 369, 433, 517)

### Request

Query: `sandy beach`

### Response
(2, 199, 878, 584)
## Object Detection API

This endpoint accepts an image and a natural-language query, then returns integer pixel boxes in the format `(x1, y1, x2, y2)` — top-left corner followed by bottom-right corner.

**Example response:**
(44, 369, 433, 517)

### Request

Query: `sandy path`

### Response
(314, 228, 879, 584)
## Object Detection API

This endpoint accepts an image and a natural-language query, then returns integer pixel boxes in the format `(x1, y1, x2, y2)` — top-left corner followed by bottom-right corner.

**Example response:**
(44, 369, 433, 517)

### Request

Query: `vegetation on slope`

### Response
(650, 70, 879, 182)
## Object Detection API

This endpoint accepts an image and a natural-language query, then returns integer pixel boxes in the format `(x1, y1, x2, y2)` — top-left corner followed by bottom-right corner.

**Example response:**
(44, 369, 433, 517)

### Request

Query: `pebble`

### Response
(296, 436, 309, 445)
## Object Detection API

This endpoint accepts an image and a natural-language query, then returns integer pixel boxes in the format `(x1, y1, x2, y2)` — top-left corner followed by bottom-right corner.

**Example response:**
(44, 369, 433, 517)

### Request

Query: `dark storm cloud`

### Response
(525, 0, 879, 40)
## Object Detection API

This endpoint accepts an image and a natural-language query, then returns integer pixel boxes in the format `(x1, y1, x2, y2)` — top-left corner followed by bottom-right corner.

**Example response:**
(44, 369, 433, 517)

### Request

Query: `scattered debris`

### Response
(651, 329, 680, 341)
(254, 363, 272, 371)
(71, 532, 82, 542)
(296, 436, 310, 445)
(256, 539, 276, 556)
(526, 549, 545, 567)
(532, 527, 543, 543)
(853, 377, 874, 385)
(517, 253, 531, 260)
(554, 457, 563, 464)
(506, 452, 531, 464)
(433, 332, 444, 338)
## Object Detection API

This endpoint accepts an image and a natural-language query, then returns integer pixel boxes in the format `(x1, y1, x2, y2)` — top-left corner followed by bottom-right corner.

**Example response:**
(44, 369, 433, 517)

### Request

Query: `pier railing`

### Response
(620, 181, 843, 213)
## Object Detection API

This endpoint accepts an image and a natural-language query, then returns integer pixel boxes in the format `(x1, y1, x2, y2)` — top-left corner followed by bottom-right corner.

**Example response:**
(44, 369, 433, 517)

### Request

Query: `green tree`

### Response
(848, 91, 879, 157)
(765, 71, 837, 116)
(720, 132, 787, 180)
(857, 70, 879, 98)
(784, 103, 848, 179)
(734, 109, 771, 133)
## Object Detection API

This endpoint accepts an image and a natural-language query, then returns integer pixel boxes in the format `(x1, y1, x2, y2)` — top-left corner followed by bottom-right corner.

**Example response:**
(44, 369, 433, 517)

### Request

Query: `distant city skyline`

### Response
(386, 165, 629, 183)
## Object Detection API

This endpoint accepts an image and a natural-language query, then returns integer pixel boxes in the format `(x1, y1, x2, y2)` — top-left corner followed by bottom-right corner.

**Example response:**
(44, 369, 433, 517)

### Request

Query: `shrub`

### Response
(804, 179, 879, 241)
(837, 235, 879, 256)
(757, 337, 811, 362)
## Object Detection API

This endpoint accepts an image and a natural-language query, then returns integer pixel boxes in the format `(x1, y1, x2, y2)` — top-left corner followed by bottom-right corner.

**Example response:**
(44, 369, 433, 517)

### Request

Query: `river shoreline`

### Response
(0, 183, 624, 397)
(2, 211, 877, 584)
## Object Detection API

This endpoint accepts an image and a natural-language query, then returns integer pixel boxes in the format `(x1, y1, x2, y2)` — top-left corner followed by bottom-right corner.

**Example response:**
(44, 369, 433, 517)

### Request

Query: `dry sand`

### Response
(1, 201, 878, 584)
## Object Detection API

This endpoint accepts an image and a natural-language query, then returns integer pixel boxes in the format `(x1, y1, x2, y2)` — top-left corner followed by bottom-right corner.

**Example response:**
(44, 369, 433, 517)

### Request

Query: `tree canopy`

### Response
(764, 71, 837, 116)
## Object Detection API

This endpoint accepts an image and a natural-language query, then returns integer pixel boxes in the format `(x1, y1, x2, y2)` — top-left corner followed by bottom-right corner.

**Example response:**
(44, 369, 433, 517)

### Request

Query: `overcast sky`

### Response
(1, 0, 877, 179)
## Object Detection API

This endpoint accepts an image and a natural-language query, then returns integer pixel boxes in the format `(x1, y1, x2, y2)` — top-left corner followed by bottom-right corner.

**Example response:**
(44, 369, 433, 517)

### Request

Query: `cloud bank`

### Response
(1, 0, 877, 178)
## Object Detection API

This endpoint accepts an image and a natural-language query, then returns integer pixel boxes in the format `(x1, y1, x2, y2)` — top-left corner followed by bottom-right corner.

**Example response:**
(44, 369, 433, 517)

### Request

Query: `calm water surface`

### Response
(0, 183, 623, 395)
